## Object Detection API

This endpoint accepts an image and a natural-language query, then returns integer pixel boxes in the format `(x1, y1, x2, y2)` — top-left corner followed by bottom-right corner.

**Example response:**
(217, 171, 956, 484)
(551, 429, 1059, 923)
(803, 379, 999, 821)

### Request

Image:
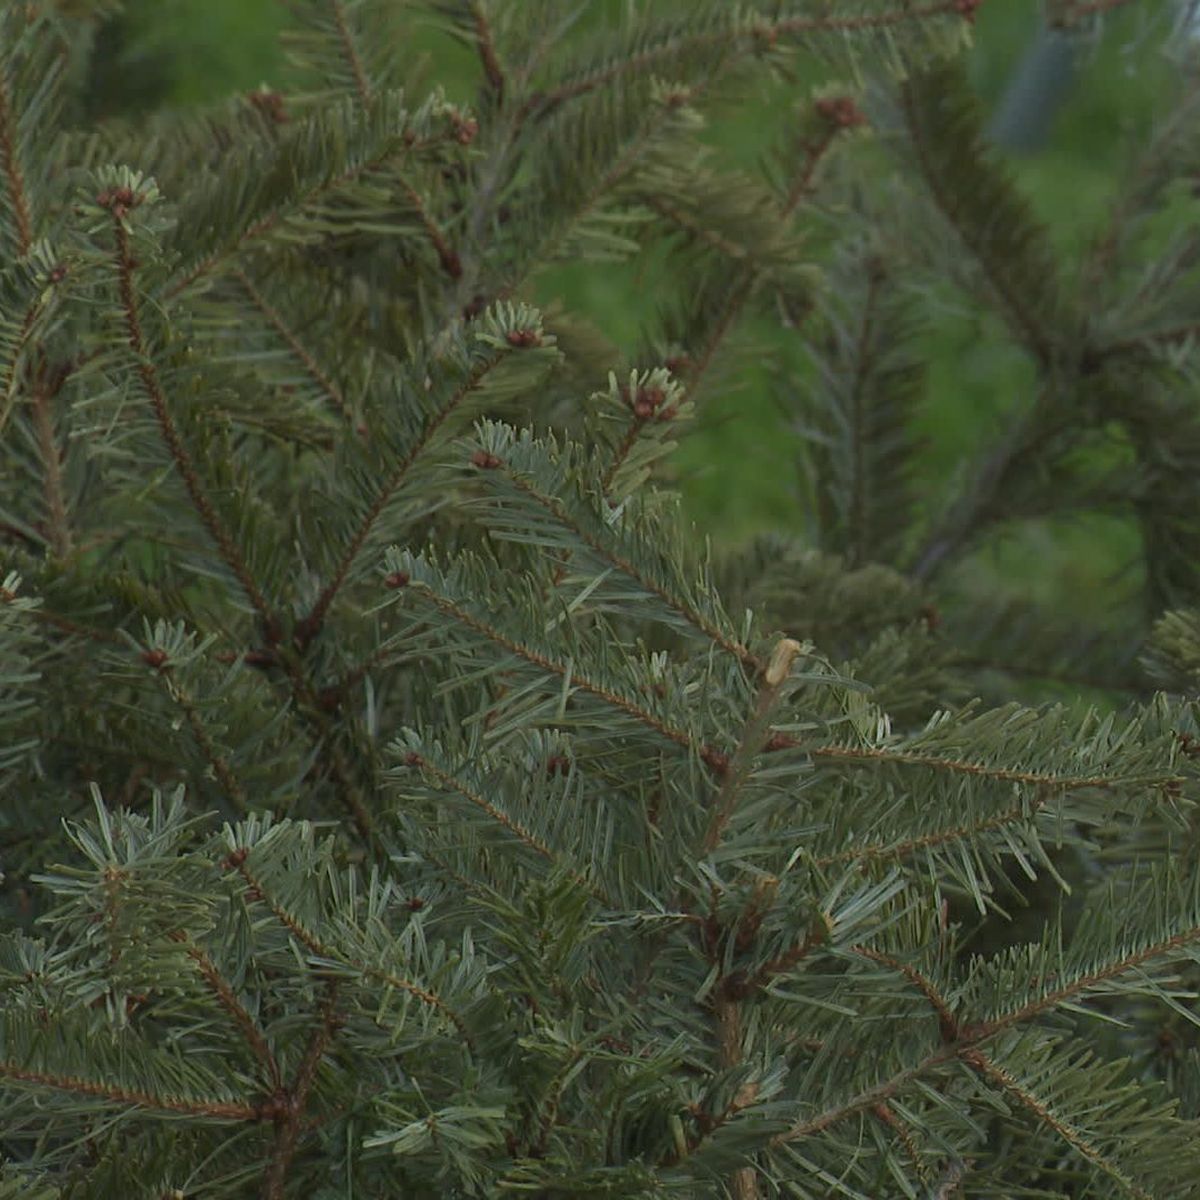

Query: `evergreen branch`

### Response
(782, 100, 863, 217)
(1102, 319, 1200, 360)
(528, 3, 978, 119)
(773, 1055, 939, 1145)
(908, 395, 1069, 581)
(871, 1102, 931, 1189)
(961, 1048, 1151, 1200)
(262, 983, 341, 1200)
(897, 59, 1062, 369)
(0, 293, 39, 439)
(0, 1059, 258, 1121)
(302, 349, 505, 633)
(270, 649, 378, 843)
(809, 742, 1167, 791)
(29, 359, 71, 560)
(470, 1, 506, 103)
(702, 639, 802, 854)
(0, 54, 33, 257)
(231, 269, 352, 424)
(395, 173, 463, 278)
(148, 661, 250, 816)
(403, 575, 729, 774)
(490, 451, 755, 670)
(402, 750, 605, 901)
(746, 921, 827, 994)
(851, 946, 960, 1043)
(974, 920, 1200, 1038)
(223, 849, 471, 1040)
(680, 272, 755, 404)
(816, 793, 1048, 868)
(670, 97, 854, 407)
(503, 95, 686, 300)
(6, 594, 122, 646)
(167, 930, 282, 1091)
(712, 993, 760, 1200)
(103, 190, 274, 623)
(642, 195, 751, 261)
(165, 106, 449, 299)
(331, 0, 374, 109)
(845, 269, 882, 566)
(599, 417, 645, 499)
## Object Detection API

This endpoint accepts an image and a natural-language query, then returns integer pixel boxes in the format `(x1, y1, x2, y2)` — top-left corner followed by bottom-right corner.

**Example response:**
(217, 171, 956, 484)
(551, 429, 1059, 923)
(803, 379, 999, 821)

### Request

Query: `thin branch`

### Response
(412, 583, 732, 775)
(148, 661, 250, 816)
(898, 77, 1055, 369)
(674, 101, 852, 406)
(165, 132, 447, 299)
(501, 465, 757, 671)
(301, 351, 504, 634)
(526, 3, 980, 120)
(395, 174, 462, 278)
(262, 984, 340, 1200)
(104, 191, 273, 623)
(809, 740, 1175, 793)
(0, 58, 33, 256)
(232, 268, 353, 424)
(961, 1048, 1152, 1200)
(851, 946, 960, 1043)
(470, 1, 506, 103)
(29, 357, 72, 559)
(404, 752, 608, 902)
(223, 851, 472, 1041)
(169, 930, 281, 1091)
(331, 0, 373, 109)
(702, 639, 802, 853)
(816, 793, 1049, 868)
(0, 1060, 258, 1120)
(0, 293, 43, 437)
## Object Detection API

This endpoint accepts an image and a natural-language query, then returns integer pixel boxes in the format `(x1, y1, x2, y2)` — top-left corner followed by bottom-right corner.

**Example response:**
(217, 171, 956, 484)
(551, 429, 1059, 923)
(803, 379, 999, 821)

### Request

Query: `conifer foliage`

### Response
(2, 1, 1200, 1197)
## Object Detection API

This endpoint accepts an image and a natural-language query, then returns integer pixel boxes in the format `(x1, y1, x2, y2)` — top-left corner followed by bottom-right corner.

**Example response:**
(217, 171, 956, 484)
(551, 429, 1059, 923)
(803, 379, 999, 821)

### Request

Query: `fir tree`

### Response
(2, 1, 1200, 1198)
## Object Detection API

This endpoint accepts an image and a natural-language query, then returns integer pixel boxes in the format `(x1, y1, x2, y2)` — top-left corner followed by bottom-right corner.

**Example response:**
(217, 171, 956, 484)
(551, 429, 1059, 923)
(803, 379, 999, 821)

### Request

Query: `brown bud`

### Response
(247, 89, 289, 124)
(384, 570, 410, 589)
(141, 648, 169, 670)
(222, 848, 249, 869)
(403, 751, 423, 767)
(505, 328, 541, 348)
(815, 96, 866, 130)
(453, 115, 479, 144)
(470, 449, 502, 469)
(49, 264, 68, 284)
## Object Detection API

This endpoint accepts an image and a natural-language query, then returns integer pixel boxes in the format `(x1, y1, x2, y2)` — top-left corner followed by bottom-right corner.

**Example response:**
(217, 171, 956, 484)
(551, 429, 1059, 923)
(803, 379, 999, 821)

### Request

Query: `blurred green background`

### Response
(85, 0, 1186, 610)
